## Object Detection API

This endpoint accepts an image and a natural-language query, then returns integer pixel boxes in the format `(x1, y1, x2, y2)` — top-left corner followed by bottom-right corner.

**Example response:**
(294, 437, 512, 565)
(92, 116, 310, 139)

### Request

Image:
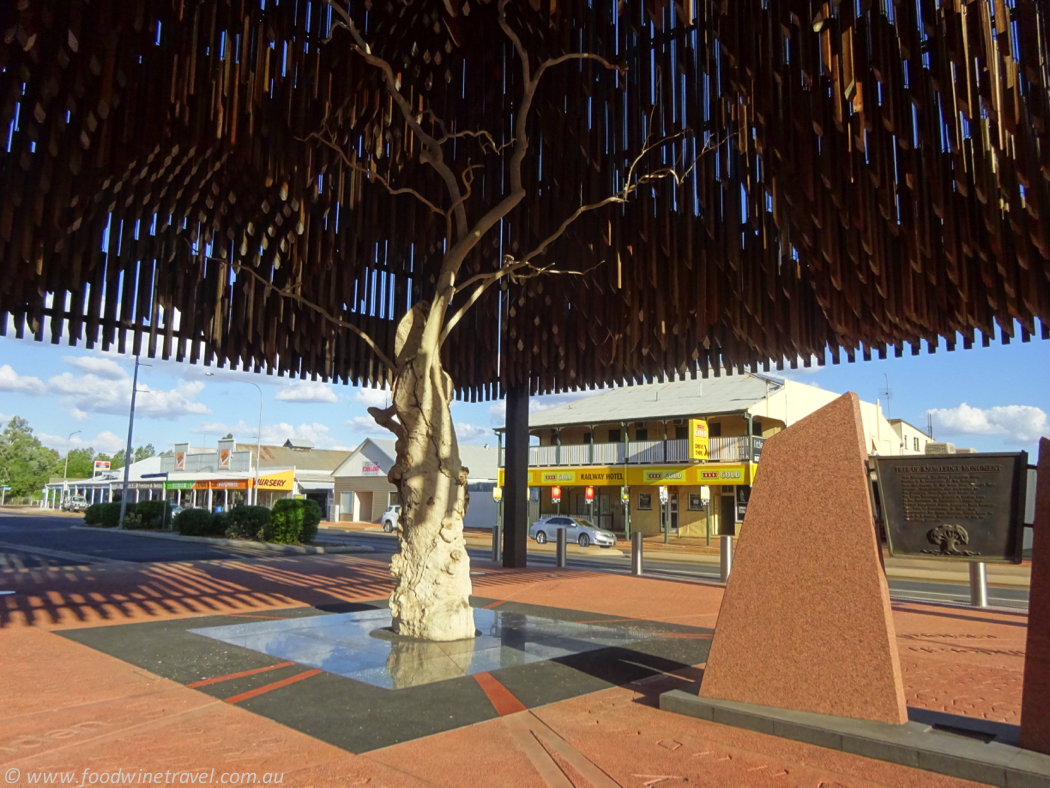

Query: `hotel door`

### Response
(669, 492, 679, 532)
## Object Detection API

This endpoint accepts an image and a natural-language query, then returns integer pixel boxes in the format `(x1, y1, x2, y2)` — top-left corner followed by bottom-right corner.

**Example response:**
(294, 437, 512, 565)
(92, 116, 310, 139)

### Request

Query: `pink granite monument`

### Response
(699, 392, 908, 724)
(1021, 437, 1050, 753)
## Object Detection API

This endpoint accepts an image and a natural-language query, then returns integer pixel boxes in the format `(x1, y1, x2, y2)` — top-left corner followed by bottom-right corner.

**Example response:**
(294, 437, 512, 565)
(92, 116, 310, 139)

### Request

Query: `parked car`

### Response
(381, 505, 401, 533)
(61, 495, 88, 512)
(528, 516, 616, 548)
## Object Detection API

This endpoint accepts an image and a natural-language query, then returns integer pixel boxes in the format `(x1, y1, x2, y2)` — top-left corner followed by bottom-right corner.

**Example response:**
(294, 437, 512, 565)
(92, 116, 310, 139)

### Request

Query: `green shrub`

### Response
(225, 505, 271, 540)
(133, 500, 168, 529)
(265, 499, 319, 544)
(213, 511, 231, 537)
(299, 499, 321, 544)
(174, 508, 224, 537)
(84, 502, 133, 528)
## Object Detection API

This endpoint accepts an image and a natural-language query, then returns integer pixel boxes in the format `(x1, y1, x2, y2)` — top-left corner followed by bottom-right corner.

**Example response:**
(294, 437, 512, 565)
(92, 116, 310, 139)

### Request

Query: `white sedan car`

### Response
(528, 516, 616, 548)
(381, 505, 400, 533)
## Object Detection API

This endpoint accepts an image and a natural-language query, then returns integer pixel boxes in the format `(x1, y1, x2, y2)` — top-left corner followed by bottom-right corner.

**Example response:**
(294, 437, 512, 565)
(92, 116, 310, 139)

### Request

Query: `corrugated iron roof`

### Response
(523, 376, 783, 429)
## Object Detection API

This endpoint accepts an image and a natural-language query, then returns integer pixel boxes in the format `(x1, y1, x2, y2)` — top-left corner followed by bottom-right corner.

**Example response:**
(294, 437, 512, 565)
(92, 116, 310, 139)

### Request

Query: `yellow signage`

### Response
(688, 419, 709, 460)
(637, 468, 686, 484)
(253, 470, 295, 491)
(693, 465, 749, 485)
(499, 463, 751, 488)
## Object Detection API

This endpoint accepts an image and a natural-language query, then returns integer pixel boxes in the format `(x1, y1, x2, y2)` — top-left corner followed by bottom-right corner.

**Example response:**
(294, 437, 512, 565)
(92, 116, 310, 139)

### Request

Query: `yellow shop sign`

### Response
(632, 467, 686, 485)
(253, 469, 295, 491)
(688, 418, 709, 460)
(694, 465, 749, 485)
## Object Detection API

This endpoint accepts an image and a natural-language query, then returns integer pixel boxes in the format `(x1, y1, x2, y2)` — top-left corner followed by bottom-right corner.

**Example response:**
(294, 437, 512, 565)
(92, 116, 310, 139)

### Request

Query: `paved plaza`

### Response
(0, 544, 1030, 787)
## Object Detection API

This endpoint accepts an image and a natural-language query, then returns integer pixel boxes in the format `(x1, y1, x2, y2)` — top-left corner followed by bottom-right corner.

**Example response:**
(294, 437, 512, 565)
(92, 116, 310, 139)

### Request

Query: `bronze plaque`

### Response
(873, 453, 1028, 564)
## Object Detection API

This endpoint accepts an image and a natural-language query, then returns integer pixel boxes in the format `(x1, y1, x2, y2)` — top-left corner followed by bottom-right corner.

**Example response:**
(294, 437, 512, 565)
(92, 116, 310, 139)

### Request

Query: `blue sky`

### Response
(0, 320, 1047, 460)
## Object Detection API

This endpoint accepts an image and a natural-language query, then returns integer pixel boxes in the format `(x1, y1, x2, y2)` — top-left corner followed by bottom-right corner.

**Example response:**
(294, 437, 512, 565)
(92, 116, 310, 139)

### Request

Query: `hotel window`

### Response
(709, 422, 722, 437)
(609, 429, 622, 443)
(913, 437, 919, 452)
(635, 428, 649, 441)
(638, 493, 652, 510)
(675, 426, 688, 440)
(583, 432, 592, 444)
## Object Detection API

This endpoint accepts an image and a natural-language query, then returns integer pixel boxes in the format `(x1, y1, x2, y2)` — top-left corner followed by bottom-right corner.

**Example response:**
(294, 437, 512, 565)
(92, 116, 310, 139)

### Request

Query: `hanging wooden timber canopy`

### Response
(1, 0, 1048, 400)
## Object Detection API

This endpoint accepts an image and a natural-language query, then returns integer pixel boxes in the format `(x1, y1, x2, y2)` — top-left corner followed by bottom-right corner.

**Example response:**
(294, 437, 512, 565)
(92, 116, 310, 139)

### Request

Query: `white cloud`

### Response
(63, 356, 127, 380)
(0, 364, 45, 395)
(354, 388, 392, 408)
(48, 371, 210, 420)
(456, 422, 495, 445)
(487, 391, 589, 425)
(38, 430, 125, 454)
(275, 380, 339, 404)
(71, 408, 89, 422)
(346, 416, 379, 432)
(929, 403, 1050, 444)
(193, 419, 351, 451)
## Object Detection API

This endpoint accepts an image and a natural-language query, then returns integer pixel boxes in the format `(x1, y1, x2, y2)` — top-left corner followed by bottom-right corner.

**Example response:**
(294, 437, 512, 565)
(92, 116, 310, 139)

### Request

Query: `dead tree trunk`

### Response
(372, 304, 476, 641)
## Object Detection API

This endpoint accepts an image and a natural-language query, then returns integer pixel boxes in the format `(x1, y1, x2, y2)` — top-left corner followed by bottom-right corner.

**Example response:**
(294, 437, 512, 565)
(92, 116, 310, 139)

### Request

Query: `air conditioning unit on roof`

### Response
(925, 442, 956, 455)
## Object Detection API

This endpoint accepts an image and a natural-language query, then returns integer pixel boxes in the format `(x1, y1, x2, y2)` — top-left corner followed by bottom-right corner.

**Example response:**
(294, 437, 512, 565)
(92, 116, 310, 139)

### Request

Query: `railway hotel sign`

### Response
(873, 454, 1028, 564)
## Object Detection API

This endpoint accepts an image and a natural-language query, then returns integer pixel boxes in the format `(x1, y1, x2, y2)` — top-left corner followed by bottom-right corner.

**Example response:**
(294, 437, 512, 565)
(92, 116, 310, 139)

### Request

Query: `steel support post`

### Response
(970, 562, 988, 608)
(720, 535, 734, 582)
(631, 532, 644, 576)
(556, 528, 567, 568)
(503, 385, 530, 568)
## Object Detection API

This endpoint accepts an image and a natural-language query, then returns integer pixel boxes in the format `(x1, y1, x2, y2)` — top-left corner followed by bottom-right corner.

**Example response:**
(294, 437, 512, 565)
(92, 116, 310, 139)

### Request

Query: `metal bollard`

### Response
(556, 527, 567, 568)
(969, 562, 988, 608)
(631, 532, 644, 576)
(491, 523, 502, 562)
(719, 535, 733, 582)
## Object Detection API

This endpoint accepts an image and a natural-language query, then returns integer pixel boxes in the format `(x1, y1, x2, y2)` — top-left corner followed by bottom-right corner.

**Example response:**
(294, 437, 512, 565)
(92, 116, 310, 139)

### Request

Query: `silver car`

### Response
(528, 516, 616, 548)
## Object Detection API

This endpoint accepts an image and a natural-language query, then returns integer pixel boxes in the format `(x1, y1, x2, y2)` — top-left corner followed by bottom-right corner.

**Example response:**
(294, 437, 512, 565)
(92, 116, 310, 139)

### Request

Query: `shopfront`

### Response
(497, 463, 752, 537)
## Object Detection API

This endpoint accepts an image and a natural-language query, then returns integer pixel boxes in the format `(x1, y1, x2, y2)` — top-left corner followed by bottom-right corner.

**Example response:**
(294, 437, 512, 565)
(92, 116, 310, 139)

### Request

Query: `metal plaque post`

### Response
(556, 527, 567, 568)
(970, 562, 988, 608)
(720, 535, 733, 582)
(631, 532, 644, 576)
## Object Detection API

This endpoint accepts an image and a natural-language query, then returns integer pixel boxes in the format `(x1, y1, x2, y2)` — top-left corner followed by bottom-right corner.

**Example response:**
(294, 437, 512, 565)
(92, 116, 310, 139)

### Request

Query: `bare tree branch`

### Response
(437, 130, 730, 346)
(303, 130, 446, 218)
(194, 245, 397, 372)
(322, 0, 470, 242)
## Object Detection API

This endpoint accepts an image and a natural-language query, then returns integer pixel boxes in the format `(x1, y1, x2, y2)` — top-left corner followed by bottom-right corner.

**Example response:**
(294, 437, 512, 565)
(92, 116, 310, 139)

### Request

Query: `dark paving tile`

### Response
(240, 671, 498, 753)
(56, 600, 710, 753)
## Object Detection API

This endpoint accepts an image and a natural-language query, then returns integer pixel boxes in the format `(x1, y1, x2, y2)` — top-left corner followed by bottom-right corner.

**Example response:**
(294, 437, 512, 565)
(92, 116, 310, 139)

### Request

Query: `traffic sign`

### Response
(659, 485, 669, 504)
(551, 486, 561, 503)
(584, 486, 595, 502)
(492, 486, 503, 502)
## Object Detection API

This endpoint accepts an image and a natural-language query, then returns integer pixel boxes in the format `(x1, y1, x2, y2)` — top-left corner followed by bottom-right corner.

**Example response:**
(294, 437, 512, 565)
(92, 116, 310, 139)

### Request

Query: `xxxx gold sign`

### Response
(497, 463, 750, 487)
(694, 465, 749, 485)
(688, 418, 709, 461)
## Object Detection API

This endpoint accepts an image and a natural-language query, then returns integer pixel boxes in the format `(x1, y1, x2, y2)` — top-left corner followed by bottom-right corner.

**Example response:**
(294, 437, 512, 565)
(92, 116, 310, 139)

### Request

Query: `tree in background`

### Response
(107, 444, 156, 471)
(52, 447, 97, 480)
(0, 418, 59, 498)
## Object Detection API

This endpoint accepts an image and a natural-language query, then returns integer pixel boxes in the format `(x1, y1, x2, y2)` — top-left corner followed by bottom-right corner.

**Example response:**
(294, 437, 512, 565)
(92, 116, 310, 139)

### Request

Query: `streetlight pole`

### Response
(205, 374, 263, 505)
(118, 357, 149, 527)
(63, 429, 82, 484)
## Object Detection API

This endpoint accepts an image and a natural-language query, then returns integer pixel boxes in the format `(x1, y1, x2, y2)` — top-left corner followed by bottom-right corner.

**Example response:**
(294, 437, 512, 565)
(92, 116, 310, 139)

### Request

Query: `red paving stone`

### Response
(0, 552, 1030, 786)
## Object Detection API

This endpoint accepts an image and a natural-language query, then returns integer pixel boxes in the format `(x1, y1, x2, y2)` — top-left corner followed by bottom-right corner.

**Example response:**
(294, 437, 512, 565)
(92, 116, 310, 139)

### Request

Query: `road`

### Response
(317, 529, 1031, 612)
(0, 510, 283, 568)
(0, 511, 1029, 611)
